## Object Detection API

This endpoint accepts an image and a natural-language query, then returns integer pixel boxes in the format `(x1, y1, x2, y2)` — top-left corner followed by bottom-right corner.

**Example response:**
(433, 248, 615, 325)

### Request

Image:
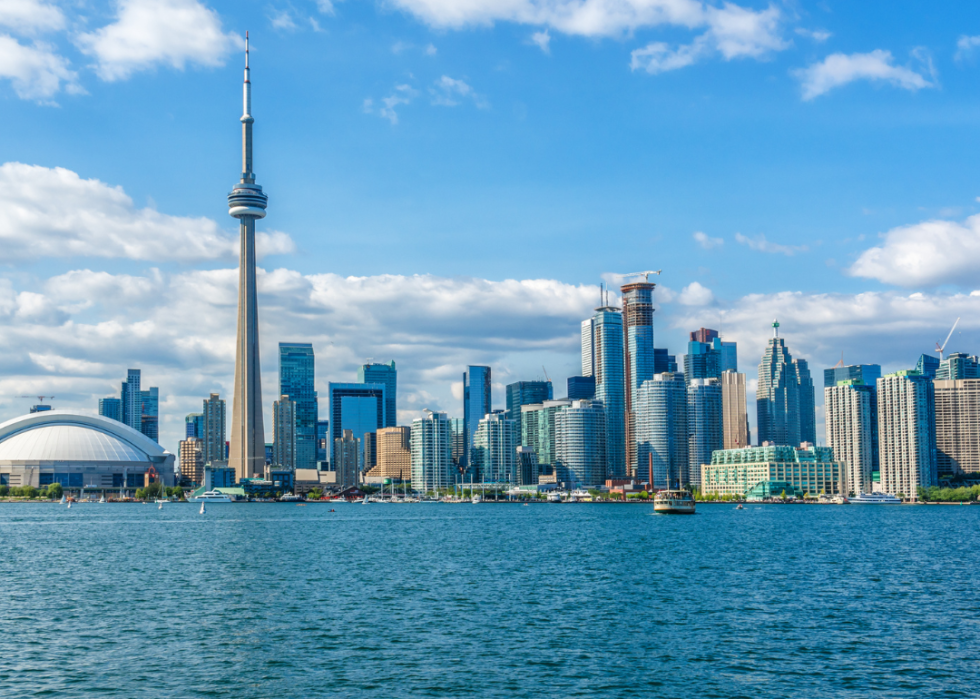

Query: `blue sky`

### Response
(1, 0, 980, 451)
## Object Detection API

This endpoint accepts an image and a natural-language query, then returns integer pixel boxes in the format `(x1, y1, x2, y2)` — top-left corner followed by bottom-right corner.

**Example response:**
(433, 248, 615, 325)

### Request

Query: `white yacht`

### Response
(547, 492, 562, 503)
(850, 492, 901, 505)
(653, 489, 696, 515)
(188, 490, 234, 503)
(279, 493, 303, 502)
(471, 494, 482, 504)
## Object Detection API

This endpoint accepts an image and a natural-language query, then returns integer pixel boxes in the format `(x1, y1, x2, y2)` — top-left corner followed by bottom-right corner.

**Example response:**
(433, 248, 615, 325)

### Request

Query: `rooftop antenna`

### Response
(772, 319, 780, 338)
(936, 317, 960, 362)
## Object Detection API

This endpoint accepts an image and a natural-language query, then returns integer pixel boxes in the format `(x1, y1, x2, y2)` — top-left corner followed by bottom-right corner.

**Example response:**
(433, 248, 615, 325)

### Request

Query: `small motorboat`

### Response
(736, 504, 744, 510)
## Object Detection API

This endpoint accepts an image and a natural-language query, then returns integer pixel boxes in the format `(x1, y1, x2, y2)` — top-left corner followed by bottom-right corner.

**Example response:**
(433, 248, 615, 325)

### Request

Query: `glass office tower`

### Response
(358, 361, 397, 427)
(279, 342, 317, 470)
(621, 281, 656, 480)
(463, 366, 491, 472)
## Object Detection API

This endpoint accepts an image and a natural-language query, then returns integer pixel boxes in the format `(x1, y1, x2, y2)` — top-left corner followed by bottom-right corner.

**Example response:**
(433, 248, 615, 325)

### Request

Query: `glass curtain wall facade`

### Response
(99, 398, 122, 422)
(279, 343, 317, 471)
(936, 353, 980, 381)
(554, 400, 606, 487)
(122, 369, 141, 432)
(635, 373, 688, 489)
(463, 366, 491, 473)
(411, 410, 453, 492)
(757, 321, 815, 447)
(520, 400, 572, 475)
(140, 387, 159, 443)
(566, 376, 596, 400)
(621, 281, 656, 481)
(505, 381, 553, 423)
(823, 364, 881, 389)
(358, 361, 397, 427)
(472, 413, 519, 484)
(328, 383, 386, 474)
(592, 306, 625, 479)
(687, 378, 723, 489)
(202, 393, 227, 465)
(272, 395, 297, 470)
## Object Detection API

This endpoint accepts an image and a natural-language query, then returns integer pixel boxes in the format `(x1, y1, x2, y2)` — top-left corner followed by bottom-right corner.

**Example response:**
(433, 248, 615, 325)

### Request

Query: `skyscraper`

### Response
(621, 280, 656, 480)
(936, 352, 980, 381)
(554, 399, 606, 487)
(411, 410, 453, 492)
(450, 418, 465, 474)
(317, 419, 329, 464)
(179, 437, 205, 486)
(121, 369, 141, 432)
(358, 361, 397, 428)
(363, 431, 377, 472)
(915, 354, 940, 378)
(878, 371, 937, 499)
(202, 393, 227, 465)
(279, 342, 317, 470)
(328, 383, 386, 472)
(825, 379, 877, 496)
(472, 412, 519, 484)
(635, 373, 688, 489)
(566, 376, 596, 400)
(823, 364, 881, 389)
(99, 397, 122, 422)
(505, 381, 552, 422)
(721, 371, 750, 449)
(687, 378, 723, 490)
(688, 328, 737, 373)
(653, 348, 678, 374)
(334, 430, 360, 489)
(185, 413, 204, 439)
(520, 399, 572, 475)
(463, 366, 491, 472)
(272, 395, 297, 470)
(934, 379, 980, 477)
(373, 426, 412, 481)
(140, 386, 159, 443)
(756, 321, 815, 447)
(581, 318, 595, 376)
(227, 34, 269, 483)
(591, 305, 625, 478)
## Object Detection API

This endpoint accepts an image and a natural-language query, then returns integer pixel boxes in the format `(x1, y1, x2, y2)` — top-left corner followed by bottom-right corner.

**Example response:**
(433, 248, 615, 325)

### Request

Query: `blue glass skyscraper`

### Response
(357, 361, 397, 427)
(505, 380, 552, 422)
(279, 342, 317, 470)
(591, 306, 625, 478)
(463, 366, 491, 472)
(328, 383, 385, 473)
(686, 328, 738, 379)
(823, 364, 881, 388)
(621, 281, 655, 479)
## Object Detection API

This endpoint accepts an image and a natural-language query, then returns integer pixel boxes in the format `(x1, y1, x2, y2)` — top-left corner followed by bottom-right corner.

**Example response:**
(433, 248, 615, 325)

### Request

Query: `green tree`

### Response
(308, 488, 323, 500)
(172, 485, 184, 499)
(145, 482, 164, 499)
(0, 485, 8, 497)
(780, 489, 787, 501)
(47, 483, 63, 500)
(135, 487, 146, 500)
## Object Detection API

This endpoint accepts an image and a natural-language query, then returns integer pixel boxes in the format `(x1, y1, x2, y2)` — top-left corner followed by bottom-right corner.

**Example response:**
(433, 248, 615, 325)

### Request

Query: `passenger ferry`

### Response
(547, 492, 562, 503)
(188, 490, 234, 503)
(653, 489, 696, 515)
(849, 492, 901, 505)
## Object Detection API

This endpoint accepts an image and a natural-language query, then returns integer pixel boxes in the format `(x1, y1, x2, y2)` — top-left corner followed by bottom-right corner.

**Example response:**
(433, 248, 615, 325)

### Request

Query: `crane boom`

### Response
(937, 317, 961, 361)
(615, 270, 662, 282)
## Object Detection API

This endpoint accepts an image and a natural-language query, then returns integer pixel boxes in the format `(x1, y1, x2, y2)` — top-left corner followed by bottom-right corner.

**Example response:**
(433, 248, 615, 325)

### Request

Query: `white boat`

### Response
(653, 489, 696, 515)
(279, 493, 303, 502)
(361, 496, 369, 505)
(833, 495, 849, 505)
(60, 494, 66, 505)
(188, 490, 234, 503)
(99, 495, 106, 503)
(547, 492, 562, 503)
(850, 492, 901, 505)
(200, 502, 206, 514)
(66, 500, 72, 509)
(471, 495, 482, 504)
(158, 501, 163, 510)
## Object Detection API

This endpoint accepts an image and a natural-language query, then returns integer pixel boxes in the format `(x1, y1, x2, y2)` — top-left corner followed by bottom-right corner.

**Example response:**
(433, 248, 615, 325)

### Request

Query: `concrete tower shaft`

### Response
(227, 32, 268, 482)
(621, 281, 656, 480)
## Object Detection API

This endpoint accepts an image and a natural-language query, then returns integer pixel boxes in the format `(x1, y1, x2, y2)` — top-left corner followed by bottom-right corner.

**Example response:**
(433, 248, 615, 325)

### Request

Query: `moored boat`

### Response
(653, 489, 696, 515)
(849, 492, 901, 504)
(188, 490, 234, 504)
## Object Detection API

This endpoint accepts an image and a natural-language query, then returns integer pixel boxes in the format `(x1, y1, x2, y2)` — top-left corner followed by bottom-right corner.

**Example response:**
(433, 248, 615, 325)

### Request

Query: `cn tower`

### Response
(227, 32, 268, 482)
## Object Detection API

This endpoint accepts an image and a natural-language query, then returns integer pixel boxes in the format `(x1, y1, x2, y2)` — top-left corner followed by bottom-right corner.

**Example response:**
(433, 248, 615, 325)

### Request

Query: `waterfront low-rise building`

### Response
(700, 445, 843, 499)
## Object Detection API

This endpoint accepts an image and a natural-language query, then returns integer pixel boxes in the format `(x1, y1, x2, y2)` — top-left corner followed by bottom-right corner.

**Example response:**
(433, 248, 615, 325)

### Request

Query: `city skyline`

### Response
(2, 2, 980, 453)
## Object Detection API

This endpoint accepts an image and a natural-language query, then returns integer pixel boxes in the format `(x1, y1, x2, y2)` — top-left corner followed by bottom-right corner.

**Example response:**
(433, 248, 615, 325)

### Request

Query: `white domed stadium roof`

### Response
(0, 411, 170, 463)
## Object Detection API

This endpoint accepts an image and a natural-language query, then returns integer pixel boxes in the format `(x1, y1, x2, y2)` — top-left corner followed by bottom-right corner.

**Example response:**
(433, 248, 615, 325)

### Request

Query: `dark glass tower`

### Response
(279, 342, 317, 470)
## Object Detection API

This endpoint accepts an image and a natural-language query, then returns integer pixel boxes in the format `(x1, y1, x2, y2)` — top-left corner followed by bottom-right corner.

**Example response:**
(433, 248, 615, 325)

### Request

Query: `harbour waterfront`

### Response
(2, 504, 978, 698)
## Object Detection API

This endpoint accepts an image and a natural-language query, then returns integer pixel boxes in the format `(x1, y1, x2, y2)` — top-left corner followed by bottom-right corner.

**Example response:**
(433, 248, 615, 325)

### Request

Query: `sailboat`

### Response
(60, 494, 66, 505)
(200, 501, 206, 515)
(99, 494, 106, 503)
(67, 500, 72, 509)
(158, 500, 163, 510)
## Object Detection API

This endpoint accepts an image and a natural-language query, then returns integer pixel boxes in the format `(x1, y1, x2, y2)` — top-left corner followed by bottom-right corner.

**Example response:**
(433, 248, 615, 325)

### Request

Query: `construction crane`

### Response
(615, 270, 662, 282)
(936, 317, 961, 362)
(20, 395, 55, 403)
(541, 366, 551, 383)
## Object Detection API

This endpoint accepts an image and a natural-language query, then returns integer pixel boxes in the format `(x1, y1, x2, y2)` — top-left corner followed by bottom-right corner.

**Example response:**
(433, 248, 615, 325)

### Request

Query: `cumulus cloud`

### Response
(363, 84, 418, 124)
(0, 162, 294, 261)
(678, 281, 714, 306)
(430, 75, 488, 108)
(849, 214, 980, 288)
(77, 0, 241, 81)
(693, 231, 723, 249)
(0, 0, 65, 34)
(795, 27, 830, 43)
(794, 49, 934, 101)
(0, 268, 601, 450)
(388, 0, 787, 73)
(735, 232, 806, 256)
(0, 34, 79, 100)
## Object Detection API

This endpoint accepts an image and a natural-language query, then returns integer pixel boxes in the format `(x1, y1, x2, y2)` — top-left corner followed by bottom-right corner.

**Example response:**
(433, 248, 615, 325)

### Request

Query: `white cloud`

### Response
(0, 162, 294, 261)
(0, 0, 65, 34)
(389, 0, 787, 73)
(366, 84, 418, 124)
(794, 49, 934, 101)
(530, 30, 550, 54)
(693, 231, 723, 249)
(678, 281, 714, 306)
(0, 267, 601, 451)
(849, 213, 980, 288)
(956, 35, 980, 61)
(430, 75, 488, 108)
(315, 0, 335, 15)
(735, 232, 806, 256)
(77, 0, 241, 81)
(795, 27, 831, 43)
(0, 34, 79, 100)
(270, 9, 297, 30)
(425, 43, 437, 56)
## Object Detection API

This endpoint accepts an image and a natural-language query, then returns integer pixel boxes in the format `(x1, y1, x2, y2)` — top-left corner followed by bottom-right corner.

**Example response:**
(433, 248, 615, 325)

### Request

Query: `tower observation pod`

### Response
(227, 31, 268, 482)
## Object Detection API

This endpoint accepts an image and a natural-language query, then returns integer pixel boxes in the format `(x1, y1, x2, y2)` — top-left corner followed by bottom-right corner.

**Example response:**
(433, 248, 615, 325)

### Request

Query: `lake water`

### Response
(1, 502, 978, 698)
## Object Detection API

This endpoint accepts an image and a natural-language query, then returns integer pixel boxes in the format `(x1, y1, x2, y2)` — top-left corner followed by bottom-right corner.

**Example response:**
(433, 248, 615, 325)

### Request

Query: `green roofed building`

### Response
(700, 444, 843, 499)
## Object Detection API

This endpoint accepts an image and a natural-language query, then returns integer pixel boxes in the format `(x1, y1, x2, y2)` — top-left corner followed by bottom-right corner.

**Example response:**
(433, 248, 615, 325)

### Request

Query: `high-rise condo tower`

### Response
(227, 33, 269, 482)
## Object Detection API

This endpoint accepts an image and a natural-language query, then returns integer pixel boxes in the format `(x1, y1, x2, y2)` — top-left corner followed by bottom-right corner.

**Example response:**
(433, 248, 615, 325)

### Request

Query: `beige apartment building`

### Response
(934, 379, 980, 477)
(721, 371, 750, 449)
